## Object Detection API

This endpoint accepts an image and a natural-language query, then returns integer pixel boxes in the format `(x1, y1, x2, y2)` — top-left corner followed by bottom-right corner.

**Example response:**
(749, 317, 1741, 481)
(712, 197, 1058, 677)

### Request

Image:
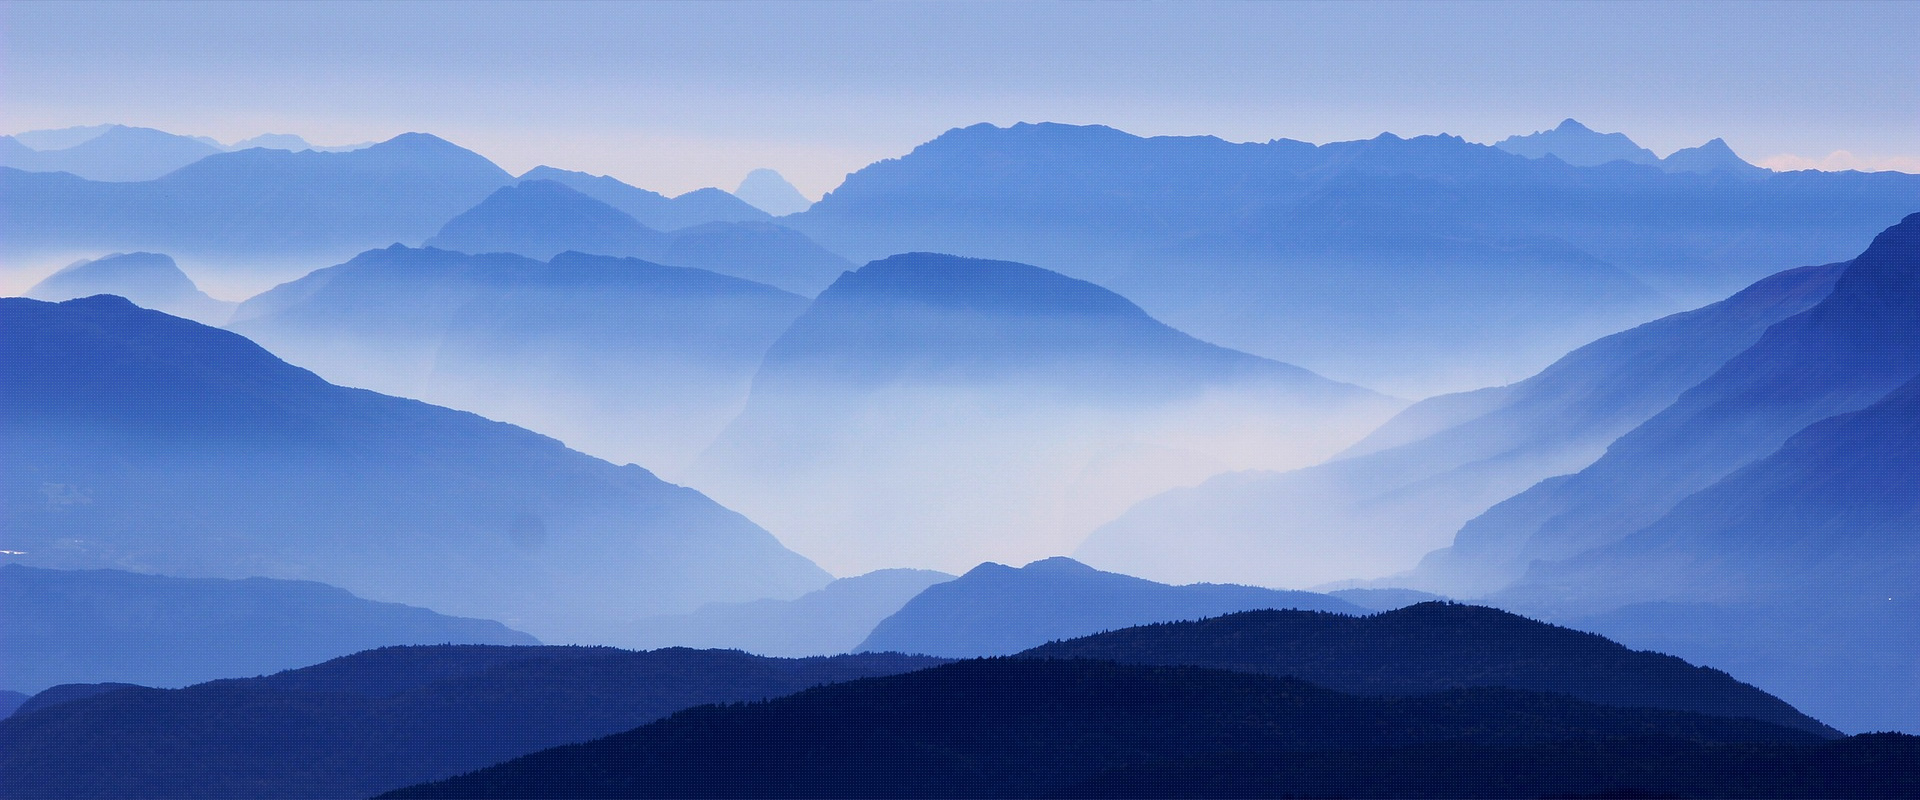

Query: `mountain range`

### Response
(687, 252, 1401, 574)
(627, 568, 955, 656)
(1494, 118, 1769, 177)
(0, 645, 942, 800)
(25, 251, 236, 325)
(786, 121, 1918, 395)
(1075, 258, 1846, 588)
(857, 557, 1364, 658)
(0, 564, 536, 695)
(227, 245, 811, 473)
(1, 294, 829, 643)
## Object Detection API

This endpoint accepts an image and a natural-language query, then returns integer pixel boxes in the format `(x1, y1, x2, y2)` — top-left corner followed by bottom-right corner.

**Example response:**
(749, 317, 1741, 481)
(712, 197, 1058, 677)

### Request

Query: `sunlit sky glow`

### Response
(3, 0, 1915, 197)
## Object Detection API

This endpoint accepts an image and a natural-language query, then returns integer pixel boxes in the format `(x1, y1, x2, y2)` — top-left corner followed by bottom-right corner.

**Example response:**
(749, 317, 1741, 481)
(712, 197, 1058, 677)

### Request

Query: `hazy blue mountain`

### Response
(734, 167, 812, 215)
(0, 691, 23, 720)
(1494, 118, 1660, 166)
(424, 180, 670, 261)
(0, 136, 37, 164)
(8, 683, 143, 718)
(1323, 587, 1448, 611)
(628, 569, 956, 656)
(1420, 213, 1920, 597)
(24, 252, 236, 324)
(688, 253, 1401, 575)
(856, 557, 1365, 658)
(1, 133, 513, 294)
(1019, 604, 1834, 736)
(1075, 260, 1843, 589)
(9, 124, 117, 151)
(1, 295, 830, 643)
(382, 657, 1859, 800)
(517, 165, 771, 230)
(660, 220, 853, 296)
(1662, 137, 1770, 176)
(230, 246, 810, 473)
(0, 564, 537, 694)
(0, 124, 223, 181)
(0, 645, 943, 800)
(786, 122, 1918, 394)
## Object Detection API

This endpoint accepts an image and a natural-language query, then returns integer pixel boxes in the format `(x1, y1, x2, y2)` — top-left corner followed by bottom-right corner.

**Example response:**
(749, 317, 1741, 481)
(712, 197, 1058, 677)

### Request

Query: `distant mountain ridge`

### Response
(1075, 259, 1846, 589)
(0, 564, 536, 695)
(857, 557, 1366, 658)
(25, 252, 236, 325)
(689, 252, 1400, 574)
(2, 294, 830, 643)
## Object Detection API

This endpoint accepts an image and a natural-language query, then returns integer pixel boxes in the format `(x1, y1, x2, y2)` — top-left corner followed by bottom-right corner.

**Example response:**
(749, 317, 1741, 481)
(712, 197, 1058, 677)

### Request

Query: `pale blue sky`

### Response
(3, 0, 1914, 196)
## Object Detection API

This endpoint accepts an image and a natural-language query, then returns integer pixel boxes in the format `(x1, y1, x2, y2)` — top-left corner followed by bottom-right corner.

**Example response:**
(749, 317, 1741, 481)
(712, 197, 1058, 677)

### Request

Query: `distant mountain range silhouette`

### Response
(0, 564, 536, 695)
(734, 168, 812, 216)
(24, 252, 236, 325)
(786, 122, 1918, 394)
(629, 568, 956, 656)
(0, 645, 941, 800)
(858, 557, 1365, 658)
(228, 245, 811, 473)
(687, 252, 1401, 574)
(1494, 118, 1769, 178)
(1, 294, 829, 643)
(1077, 259, 1845, 589)
(426, 180, 672, 261)
(0, 125, 223, 181)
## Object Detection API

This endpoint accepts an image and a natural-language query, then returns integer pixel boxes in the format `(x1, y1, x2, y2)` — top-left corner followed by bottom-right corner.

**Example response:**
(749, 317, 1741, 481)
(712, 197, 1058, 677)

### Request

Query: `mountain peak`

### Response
(1660, 138, 1766, 176)
(1555, 118, 1594, 132)
(1496, 120, 1659, 166)
(734, 168, 811, 216)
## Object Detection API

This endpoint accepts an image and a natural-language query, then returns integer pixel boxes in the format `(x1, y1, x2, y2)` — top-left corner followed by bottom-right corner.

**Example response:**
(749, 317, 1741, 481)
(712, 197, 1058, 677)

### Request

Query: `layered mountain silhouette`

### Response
(382, 657, 1875, 799)
(1494, 118, 1661, 166)
(1397, 213, 1920, 732)
(1420, 213, 1920, 597)
(734, 168, 812, 216)
(24, 251, 236, 325)
(629, 568, 956, 656)
(424, 180, 671, 261)
(1662, 137, 1771, 176)
(0, 125, 223, 182)
(787, 122, 1918, 393)
(1019, 603, 1834, 735)
(0, 564, 536, 694)
(1, 133, 513, 293)
(424, 177, 850, 296)
(229, 245, 810, 473)
(1, 295, 829, 642)
(517, 165, 770, 230)
(1076, 260, 1844, 588)
(0, 691, 23, 720)
(0, 645, 942, 800)
(687, 252, 1401, 574)
(857, 557, 1365, 658)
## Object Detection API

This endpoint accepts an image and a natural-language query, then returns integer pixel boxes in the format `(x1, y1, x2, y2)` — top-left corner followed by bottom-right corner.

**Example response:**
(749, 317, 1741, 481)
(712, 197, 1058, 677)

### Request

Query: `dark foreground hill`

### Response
(383, 658, 1889, 800)
(0, 646, 943, 800)
(0, 295, 830, 643)
(0, 564, 535, 694)
(1018, 603, 1834, 736)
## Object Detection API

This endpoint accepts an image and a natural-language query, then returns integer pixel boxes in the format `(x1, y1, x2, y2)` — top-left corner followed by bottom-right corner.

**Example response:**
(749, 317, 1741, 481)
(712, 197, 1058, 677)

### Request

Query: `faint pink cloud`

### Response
(1758, 151, 1920, 173)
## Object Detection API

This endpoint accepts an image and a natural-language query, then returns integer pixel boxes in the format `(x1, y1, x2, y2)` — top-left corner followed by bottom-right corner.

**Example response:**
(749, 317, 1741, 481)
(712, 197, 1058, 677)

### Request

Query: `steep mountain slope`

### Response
(1419, 213, 1920, 596)
(1019, 604, 1833, 735)
(734, 168, 812, 216)
(382, 658, 1854, 800)
(230, 246, 809, 473)
(518, 165, 770, 230)
(787, 122, 1918, 393)
(0, 295, 829, 643)
(1075, 260, 1844, 588)
(0, 564, 536, 694)
(687, 253, 1400, 574)
(0, 133, 513, 293)
(24, 252, 237, 325)
(423, 180, 670, 261)
(0, 646, 942, 800)
(0, 125, 223, 181)
(628, 568, 956, 656)
(857, 558, 1365, 658)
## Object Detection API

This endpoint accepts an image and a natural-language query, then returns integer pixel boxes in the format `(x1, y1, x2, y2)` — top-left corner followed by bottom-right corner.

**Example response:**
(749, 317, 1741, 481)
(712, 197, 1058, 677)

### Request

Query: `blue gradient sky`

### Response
(3, 0, 1914, 196)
